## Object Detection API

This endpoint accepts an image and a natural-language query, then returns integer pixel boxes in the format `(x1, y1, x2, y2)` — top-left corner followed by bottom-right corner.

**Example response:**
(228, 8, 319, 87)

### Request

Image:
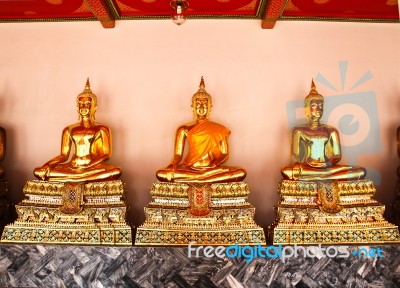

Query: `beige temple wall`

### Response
(0, 20, 399, 228)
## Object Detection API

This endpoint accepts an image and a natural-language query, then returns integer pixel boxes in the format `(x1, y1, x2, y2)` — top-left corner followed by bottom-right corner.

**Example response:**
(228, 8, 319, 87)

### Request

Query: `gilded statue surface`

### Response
(281, 80, 366, 181)
(156, 77, 246, 183)
(33, 79, 122, 182)
(1, 79, 131, 245)
(270, 80, 400, 245)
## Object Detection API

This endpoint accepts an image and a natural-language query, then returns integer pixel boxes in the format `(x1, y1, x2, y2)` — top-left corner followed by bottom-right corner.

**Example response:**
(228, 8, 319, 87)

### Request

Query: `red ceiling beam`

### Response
(84, 0, 115, 28)
(261, 0, 287, 29)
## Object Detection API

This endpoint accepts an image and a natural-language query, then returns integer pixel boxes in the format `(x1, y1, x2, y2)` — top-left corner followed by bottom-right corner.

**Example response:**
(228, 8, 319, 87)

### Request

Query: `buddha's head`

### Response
(192, 77, 212, 120)
(77, 78, 97, 121)
(304, 79, 324, 122)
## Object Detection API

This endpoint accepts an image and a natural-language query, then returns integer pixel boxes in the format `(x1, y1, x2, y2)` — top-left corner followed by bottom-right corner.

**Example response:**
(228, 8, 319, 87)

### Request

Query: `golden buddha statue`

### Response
(270, 80, 400, 245)
(281, 80, 366, 181)
(136, 77, 265, 246)
(33, 79, 122, 182)
(1, 79, 131, 245)
(156, 77, 246, 183)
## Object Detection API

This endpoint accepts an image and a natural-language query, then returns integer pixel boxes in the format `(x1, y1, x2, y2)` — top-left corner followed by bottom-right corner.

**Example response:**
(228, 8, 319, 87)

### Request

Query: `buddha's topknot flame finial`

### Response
(84, 78, 91, 92)
(199, 76, 205, 90)
(304, 78, 323, 106)
(192, 76, 212, 105)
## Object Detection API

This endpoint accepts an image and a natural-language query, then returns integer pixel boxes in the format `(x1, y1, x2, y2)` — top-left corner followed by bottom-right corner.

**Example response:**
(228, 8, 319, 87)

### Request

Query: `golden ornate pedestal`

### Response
(270, 179, 400, 244)
(135, 182, 265, 245)
(1, 180, 132, 245)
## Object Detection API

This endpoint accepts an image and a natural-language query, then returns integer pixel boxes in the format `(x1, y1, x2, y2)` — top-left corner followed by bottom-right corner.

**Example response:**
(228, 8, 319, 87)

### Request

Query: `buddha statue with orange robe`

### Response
(136, 77, 265, 246)
(33, 79, 122, 182)
(156, 77, 246, 183)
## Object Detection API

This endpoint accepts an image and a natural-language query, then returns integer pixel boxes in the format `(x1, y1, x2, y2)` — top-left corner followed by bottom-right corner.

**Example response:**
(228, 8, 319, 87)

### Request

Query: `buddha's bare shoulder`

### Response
(321, 124, 339, 133)
(64, 122, 110, 132)
(291, 124, 309, 133)
(63, 123, 80, 132)
(292, 124, 338, 133)
(92, 122, 111, 131)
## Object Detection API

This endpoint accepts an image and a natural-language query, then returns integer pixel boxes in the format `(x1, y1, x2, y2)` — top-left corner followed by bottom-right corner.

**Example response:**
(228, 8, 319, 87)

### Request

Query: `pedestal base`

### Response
(136, 228, 264, 246)
(1, 180, 132, 245)
(135, 182, 265, 245)
(272, 223, 399, 245)
(1, 222, 132, 245)
(270, 179, 400, 244)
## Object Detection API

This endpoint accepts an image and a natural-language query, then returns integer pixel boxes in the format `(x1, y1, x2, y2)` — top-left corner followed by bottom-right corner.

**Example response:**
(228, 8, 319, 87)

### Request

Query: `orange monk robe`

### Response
(182, 121, 230, 167)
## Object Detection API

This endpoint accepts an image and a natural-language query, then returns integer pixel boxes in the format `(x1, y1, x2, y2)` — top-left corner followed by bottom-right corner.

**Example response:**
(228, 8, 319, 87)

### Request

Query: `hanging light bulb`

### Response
(170, 0, 189, 25)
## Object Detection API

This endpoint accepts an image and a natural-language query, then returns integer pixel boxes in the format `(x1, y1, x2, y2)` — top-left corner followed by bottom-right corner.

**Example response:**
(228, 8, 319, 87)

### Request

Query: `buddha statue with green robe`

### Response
(270, 80, 399, 245)
(281, 80, 366, 181)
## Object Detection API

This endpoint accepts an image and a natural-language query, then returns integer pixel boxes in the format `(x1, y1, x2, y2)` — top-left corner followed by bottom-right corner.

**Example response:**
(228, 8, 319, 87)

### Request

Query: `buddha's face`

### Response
(306, 99, 323, 120)
(193, 96, 211, 119)
(78, 96, 96, 119)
